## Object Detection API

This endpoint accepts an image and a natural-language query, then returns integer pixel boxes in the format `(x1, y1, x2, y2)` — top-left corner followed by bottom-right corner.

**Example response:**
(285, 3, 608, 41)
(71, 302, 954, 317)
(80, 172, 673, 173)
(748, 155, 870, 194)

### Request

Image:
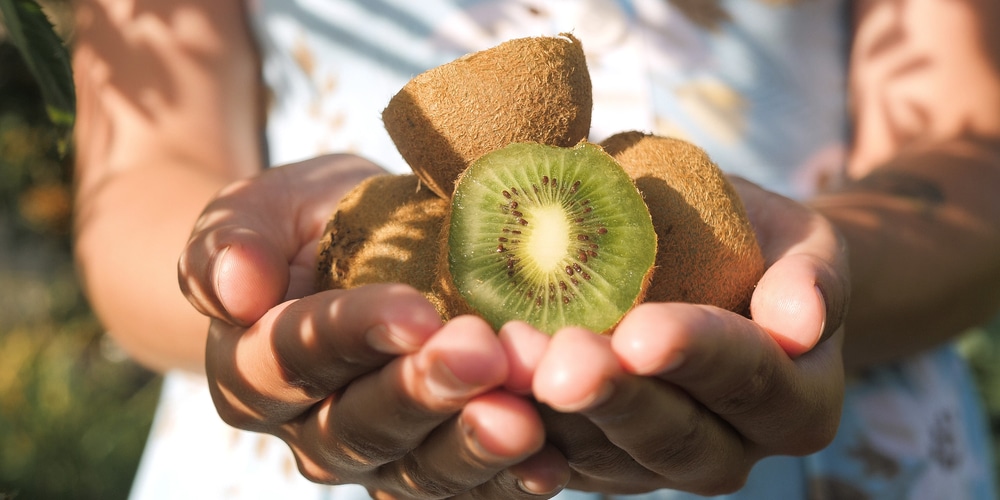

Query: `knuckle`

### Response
(459, 473, 536, 500)
(781, 405, 840, 456)
(328, 434, 401, 472)
(390, 455, 465, 500)
(296, 464, 338, 485)
(209, 392, 262, 432)
(630, 398, 718, 477)
(206, 378, 280, 433)
(641, 409, 711, 473)
(711, 356, 780, 418)
(213, 402, 251, 429)
(634, 407, 751, 493)
(692, 466, 751, 496)
(568, 448, 640, 479)
(294, 455, 344, 485)
(670, 442, 753, 497)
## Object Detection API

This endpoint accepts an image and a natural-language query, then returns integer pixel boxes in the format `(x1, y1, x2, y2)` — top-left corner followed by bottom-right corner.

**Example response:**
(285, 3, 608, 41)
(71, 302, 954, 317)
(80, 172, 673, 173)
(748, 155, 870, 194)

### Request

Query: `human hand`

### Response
(512, 178, 849, 495)
(178, 155, 569, 499)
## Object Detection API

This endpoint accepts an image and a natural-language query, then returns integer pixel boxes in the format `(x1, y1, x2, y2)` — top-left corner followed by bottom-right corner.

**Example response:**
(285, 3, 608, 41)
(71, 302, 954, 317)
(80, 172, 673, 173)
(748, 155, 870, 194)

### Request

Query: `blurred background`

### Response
(1, 2, 160, 498)
(2, 2, 1000, 499)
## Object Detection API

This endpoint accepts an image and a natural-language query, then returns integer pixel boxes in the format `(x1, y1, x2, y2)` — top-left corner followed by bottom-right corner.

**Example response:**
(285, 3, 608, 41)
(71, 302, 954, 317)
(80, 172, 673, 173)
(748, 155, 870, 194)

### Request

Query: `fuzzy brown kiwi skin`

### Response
(601, 131, 765, 314)
(433, 208, 474, 321)
(316, 173, 452, 318)
(382, 33, 593, 199)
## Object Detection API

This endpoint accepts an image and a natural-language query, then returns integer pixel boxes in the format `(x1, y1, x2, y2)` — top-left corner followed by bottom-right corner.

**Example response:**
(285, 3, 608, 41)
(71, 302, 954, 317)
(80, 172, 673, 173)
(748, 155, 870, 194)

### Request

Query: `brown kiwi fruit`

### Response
(437, 141, 657, 335)
(316, 173, 451, 316)
(382, 33, 593, 199)
(601, 131, 764, 313)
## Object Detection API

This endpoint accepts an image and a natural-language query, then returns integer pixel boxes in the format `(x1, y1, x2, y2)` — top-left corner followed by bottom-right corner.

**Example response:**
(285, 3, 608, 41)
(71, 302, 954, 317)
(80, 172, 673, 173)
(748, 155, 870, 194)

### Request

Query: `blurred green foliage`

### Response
(959, 315, 1000, 485)
(0, 24, 160, 500)
(0, 0, 75, 139)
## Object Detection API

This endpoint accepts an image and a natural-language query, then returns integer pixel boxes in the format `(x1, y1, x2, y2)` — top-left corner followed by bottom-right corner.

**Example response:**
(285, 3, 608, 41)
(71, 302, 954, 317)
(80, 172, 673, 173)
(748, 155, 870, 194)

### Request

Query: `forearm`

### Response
(71, 0, 263, 373)
(74, 162, 231, 373)
(812, 139, 1000, 370)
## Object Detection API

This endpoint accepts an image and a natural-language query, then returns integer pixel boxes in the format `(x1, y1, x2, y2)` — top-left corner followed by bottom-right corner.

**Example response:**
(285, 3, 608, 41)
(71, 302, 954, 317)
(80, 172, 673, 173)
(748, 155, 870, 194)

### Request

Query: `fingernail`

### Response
(365, 324, 419, 355)
(553, 380, 614, 413)
(517, 478, 561, 496)
(426, 358, 478, 400)
(815, 285, 828, 341)
(212, 245, 233, 315)
(460, 415, 504, 462)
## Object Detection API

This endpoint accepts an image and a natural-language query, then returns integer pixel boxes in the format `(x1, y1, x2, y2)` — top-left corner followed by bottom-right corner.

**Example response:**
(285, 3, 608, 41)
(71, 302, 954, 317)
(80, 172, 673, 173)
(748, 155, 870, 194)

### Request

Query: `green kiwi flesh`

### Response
(447, 142, 657, 334)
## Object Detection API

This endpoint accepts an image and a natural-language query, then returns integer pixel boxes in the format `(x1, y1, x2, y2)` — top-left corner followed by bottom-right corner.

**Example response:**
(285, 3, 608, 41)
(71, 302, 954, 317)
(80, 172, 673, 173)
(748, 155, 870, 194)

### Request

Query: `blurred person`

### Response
(71, 0, 1000, 498)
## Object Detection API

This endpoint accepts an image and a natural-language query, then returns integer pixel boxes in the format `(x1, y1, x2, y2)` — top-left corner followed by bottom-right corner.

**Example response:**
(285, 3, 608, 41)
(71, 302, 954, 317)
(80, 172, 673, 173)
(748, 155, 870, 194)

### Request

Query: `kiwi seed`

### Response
(440, 141, 657, 334)
(382, 33, 592, 199)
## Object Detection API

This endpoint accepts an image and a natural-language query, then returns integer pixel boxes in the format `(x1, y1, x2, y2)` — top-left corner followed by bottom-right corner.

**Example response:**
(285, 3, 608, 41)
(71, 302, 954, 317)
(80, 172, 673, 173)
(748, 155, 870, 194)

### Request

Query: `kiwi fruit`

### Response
(316, 174, 450, 316)
(601, 131, 764, 313)
(382, 33, 592, 199)
(318, 37, 761, 334)
(438, 141, 657, 335)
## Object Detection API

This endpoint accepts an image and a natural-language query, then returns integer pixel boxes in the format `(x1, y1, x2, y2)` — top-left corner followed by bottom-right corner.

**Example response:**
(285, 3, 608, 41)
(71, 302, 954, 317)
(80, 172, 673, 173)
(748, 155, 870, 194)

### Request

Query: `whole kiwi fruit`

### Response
(382, 33, 592, 199)
(316, 173, 450, 316)
(601, 131, 764, 314)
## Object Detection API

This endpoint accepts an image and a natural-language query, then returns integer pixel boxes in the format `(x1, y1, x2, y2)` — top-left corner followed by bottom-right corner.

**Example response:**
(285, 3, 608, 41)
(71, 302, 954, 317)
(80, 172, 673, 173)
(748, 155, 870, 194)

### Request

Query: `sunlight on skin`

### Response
(498, 321, 551, 395)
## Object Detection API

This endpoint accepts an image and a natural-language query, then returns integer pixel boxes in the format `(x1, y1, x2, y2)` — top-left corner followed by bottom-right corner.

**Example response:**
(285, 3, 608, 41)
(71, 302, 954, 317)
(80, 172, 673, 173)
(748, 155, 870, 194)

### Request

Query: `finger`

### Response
(374, 391, 546, 499)
(178, 156, 382, 325)
(206, 284, 443, 429)
(731, 177, 850, 354)
(295, 315, 509, 478)
(532, 328, 615, 413)
(535, 328, 748, 494)
(751, 253, 831, 355)
(613, 303, 844, 457)
(498, 321, 551, 395)
(179, 222, 290, 326)
(537, 405, 656, 489)
(499, 444, 571, 498)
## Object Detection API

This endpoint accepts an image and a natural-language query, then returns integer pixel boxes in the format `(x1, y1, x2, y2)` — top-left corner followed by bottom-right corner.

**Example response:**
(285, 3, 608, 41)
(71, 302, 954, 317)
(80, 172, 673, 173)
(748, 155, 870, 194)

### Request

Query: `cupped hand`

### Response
(177, 155, 569, 499)
(519, 178, 849, 495)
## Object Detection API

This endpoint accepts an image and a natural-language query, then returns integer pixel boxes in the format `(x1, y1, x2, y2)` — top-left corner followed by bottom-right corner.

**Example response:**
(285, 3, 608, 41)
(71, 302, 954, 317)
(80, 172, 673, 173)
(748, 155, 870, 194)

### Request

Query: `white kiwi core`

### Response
(524, 205, 571, 272)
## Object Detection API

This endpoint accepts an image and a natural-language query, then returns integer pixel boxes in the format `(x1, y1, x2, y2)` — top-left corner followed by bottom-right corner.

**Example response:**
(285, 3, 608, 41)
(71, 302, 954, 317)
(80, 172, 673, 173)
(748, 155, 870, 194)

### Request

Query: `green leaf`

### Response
(0, 0, 75, 151)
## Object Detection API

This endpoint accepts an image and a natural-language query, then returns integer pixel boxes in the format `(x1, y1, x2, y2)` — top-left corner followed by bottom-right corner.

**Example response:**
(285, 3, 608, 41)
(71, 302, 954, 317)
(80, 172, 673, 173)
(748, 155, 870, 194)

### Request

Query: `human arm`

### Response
(73, 1, 568, 496)
(816, 0, 1000, 370)
(72, 0, 264, 372)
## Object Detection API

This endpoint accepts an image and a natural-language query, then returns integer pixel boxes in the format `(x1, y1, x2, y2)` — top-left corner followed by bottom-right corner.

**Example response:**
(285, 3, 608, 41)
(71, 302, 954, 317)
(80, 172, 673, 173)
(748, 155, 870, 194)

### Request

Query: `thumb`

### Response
(178, 156, 384, 326)
(179, 224, 289, 327)
(750, 252, 848, 357)
(213, 228, 290, 325)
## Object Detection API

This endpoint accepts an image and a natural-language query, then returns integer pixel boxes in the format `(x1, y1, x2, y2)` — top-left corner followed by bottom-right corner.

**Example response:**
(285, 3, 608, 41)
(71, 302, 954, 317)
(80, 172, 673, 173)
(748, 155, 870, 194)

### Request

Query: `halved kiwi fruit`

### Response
(601, 131, 764, 314)
(441, 141, 657, 334)
(382, 33, 592, 199)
